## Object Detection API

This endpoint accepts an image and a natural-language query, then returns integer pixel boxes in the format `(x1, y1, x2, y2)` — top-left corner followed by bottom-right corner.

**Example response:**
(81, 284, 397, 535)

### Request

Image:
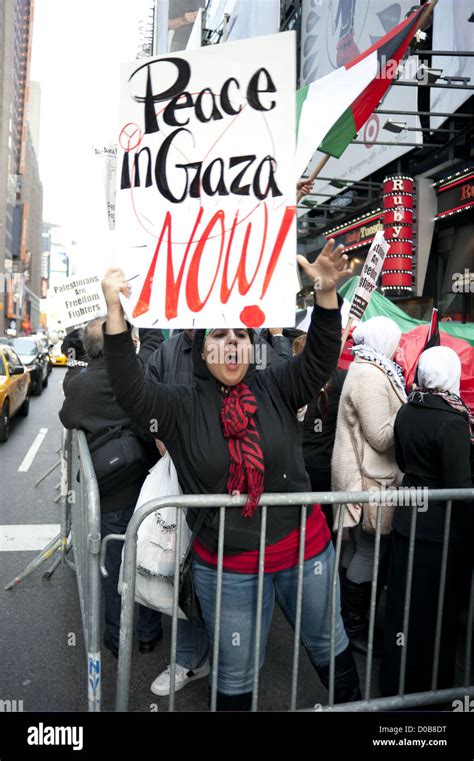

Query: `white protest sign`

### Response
(48, 275, 107, 329)
(92, 145, 117, 231)
(349, 231, 389, 321)
(115, 32, 296, 329)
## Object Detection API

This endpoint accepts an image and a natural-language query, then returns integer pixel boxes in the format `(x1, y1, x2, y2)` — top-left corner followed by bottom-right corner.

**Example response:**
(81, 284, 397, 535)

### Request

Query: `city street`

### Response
(0, 1, 472, 750)
(0, 367, 374, 712)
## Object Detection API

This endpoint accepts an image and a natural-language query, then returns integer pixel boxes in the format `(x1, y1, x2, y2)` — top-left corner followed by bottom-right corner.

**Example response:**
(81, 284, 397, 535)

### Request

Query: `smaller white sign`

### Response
(48, 275, 107, 329)
(349, 231, 389, 321)
(92, 145, 117, 231)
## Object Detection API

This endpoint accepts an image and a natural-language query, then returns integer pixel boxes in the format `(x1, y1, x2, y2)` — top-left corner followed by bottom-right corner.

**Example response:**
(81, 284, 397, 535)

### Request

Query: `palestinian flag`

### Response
(414, 307, 441, 385)
(296, 2, 427, 177)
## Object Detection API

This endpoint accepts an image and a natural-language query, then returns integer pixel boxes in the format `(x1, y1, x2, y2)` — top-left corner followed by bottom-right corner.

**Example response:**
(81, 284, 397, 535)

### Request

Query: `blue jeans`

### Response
(101, 506, 209, 669)
(192, 541, 349, 695)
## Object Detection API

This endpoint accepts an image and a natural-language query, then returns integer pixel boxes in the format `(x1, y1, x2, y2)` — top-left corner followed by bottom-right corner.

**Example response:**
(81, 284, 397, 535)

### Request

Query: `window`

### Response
(4, 349, 20, 374)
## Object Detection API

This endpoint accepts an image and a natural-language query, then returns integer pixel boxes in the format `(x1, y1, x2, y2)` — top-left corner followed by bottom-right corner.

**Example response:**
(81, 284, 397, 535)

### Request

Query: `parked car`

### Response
(7, 336, 49, 395)
(31, 333, 53, 375)
(0, 345, 30, 442)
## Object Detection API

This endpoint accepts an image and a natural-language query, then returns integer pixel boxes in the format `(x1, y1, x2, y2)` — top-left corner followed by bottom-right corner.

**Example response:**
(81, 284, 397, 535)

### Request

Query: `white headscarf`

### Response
(352, 316, 402, 359)
(352, 316, 406, 396)
(417, 346, 461, 396)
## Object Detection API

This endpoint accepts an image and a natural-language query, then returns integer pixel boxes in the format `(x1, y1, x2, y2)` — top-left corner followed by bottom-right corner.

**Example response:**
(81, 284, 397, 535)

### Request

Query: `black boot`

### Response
(317, 646, 361, 704)
(209, 689, 253, 711)
(340, 572, 385, 656)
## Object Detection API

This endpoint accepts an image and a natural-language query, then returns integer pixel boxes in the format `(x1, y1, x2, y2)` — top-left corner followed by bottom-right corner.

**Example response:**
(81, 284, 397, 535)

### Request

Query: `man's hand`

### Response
(155, 439, 167, 457)
(102, 267, 129, 334)
(269, 327, 284, 336)
(101, 267, 130, 312)
(297, 178, 314, 198)
(181, 11, 198, 26)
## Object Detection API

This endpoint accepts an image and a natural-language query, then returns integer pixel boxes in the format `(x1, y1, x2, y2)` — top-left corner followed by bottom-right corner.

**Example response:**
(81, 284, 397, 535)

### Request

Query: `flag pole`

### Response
(416, 0, 438, 33)
(339, 316, 354, 358)
(297, 153, 331, 201)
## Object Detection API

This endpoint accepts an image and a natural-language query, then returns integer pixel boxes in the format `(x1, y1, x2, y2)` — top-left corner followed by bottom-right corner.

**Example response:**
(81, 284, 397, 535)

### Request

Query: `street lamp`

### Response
(383, 120, 407, 134)
(416, 65, 443, 85)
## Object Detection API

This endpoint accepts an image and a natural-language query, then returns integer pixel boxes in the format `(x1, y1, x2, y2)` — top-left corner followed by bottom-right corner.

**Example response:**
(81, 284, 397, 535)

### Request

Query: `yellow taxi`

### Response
(0, 345, 31, 442)
(50, 343, 67, 366)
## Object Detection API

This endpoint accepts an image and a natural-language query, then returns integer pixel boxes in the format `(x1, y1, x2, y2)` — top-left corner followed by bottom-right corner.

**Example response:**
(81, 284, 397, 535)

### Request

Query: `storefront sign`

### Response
(382, 175, 414, 291)
(325, 210, 383, 252)
(434, 169, 474, 220)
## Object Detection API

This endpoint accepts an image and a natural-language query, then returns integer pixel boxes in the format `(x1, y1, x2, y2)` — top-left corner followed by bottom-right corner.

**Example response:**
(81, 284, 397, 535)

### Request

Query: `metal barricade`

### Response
(66, 428, 102, 711)
(107, 488, 474, 713)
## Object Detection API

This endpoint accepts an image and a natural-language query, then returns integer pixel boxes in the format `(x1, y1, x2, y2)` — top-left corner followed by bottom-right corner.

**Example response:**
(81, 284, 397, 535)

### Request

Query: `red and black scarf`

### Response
(220, 382, 264, 518)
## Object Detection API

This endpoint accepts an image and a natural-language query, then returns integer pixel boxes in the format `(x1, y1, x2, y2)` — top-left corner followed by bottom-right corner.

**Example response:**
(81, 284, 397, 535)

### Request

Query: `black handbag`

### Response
(87, 425, 151, 497)
(178, 509, 211, 627)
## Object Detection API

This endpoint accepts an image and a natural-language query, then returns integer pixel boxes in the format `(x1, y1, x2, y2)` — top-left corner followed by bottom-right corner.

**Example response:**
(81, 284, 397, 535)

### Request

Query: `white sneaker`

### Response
(150, 662, 210, 696)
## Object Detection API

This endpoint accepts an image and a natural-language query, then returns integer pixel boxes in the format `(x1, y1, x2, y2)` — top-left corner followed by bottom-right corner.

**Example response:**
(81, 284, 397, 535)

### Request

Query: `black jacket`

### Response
(59, 356, 155, 513)
(146, 331, 194, 385)
(302, 369, 347, 469)
(103, 300, 342, 553)
(393, 393, 473, 543)
(145, 331, 292, 386)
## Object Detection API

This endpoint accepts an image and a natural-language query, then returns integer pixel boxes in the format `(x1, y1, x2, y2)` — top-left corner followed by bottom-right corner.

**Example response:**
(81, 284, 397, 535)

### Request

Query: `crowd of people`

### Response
(58, 238, 473, 711)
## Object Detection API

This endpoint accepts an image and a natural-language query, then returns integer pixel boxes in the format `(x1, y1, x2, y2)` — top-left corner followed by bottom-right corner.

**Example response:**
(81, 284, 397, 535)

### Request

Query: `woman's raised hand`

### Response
(297, 238, 351, 293)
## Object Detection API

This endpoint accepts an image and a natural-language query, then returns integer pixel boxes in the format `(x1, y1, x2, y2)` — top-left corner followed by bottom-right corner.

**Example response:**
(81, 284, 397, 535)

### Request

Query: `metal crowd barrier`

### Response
(4, 430, 74, 589)
(106, 488, 474, 713)
(66, 428, 102, 711)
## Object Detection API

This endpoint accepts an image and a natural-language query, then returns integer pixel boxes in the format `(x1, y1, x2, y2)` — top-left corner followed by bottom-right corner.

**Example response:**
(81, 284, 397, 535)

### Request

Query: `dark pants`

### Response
(101, 506, 163, 647)
(380, 530, 471, 697)
(305, 465, 333, 532)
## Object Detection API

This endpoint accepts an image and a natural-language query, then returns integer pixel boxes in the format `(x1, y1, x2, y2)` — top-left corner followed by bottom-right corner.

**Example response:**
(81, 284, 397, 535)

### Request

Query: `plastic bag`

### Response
(118, 452, 191, 618)
(135, 452, 191, 578)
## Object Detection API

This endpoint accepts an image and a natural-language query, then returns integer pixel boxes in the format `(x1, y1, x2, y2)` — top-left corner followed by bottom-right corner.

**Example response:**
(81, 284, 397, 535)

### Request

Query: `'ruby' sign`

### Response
(382, 175, 414, 292)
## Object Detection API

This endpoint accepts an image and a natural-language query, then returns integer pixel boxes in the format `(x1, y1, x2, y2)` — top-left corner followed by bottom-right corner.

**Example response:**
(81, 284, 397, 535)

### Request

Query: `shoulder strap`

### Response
(349, 428, 363, 471)
(87, 424, 123, 451)
(355, 357, 406, 402)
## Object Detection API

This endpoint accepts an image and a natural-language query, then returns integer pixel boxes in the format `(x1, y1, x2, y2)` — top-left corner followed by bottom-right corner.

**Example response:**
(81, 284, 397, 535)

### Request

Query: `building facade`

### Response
(0, 0, 43, 333)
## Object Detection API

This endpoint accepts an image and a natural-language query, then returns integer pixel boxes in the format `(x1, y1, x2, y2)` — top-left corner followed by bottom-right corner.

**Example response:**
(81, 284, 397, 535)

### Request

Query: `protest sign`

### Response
(338, 231, 389, 356)
(48, 275, 107, 329)
(92, 145, 117, 230)
(349, 231, 390, 321)
(115, 32, 296, 328)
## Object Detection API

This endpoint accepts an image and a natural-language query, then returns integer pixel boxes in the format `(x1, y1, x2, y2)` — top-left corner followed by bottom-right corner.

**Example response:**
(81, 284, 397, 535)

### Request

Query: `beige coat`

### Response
(331, 357, 406, 529)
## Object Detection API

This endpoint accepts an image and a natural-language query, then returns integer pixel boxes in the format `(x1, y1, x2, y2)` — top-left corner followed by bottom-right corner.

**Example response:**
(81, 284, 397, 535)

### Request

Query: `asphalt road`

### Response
(0, 367, 374, 714)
